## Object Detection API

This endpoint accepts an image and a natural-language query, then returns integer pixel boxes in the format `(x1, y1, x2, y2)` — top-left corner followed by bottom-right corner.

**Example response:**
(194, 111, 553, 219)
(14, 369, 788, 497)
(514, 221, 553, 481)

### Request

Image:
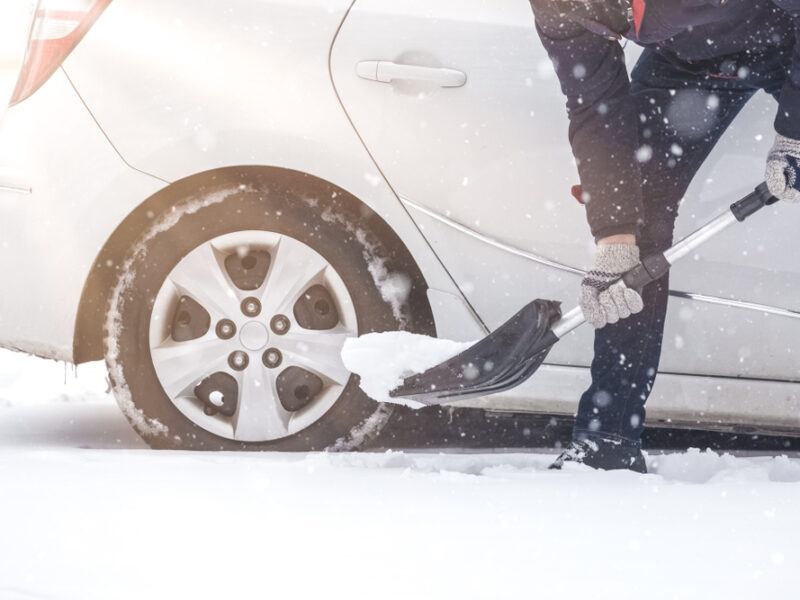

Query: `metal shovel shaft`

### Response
(548, 183, 778, 342)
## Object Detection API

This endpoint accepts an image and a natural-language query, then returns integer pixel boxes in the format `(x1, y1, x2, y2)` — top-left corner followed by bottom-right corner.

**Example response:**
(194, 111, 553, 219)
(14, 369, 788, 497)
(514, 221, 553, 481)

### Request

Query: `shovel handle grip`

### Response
(621, 254, 670, 290)
(729, 182, 778, 221)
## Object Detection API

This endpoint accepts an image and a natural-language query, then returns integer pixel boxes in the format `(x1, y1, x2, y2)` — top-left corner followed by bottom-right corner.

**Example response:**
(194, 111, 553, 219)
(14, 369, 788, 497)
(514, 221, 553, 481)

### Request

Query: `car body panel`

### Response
(0, 69, 165, 360)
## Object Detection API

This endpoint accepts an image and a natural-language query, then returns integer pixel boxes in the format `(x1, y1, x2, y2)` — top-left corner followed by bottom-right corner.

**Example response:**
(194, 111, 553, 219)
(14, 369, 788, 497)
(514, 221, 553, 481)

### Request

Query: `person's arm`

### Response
(530, 0, 644, 241)
(531, 1, 645, 328)
(766, 0, 800, 202)
(772, 0, 800, 142)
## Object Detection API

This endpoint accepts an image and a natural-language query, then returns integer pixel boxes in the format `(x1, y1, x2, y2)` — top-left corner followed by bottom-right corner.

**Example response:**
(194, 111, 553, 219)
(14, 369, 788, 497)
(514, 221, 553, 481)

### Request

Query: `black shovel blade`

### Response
(456, 331, 558, 401)
(390, 299, 562, 405)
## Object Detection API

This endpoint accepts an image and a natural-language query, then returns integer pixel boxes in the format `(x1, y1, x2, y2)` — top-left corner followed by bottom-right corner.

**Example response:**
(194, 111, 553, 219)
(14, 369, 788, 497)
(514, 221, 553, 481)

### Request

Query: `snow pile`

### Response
(650, 447, 800, 483)
(0, 348, 109, 408)
(0, 349, 141, 450)
(341, 331, 473, 406)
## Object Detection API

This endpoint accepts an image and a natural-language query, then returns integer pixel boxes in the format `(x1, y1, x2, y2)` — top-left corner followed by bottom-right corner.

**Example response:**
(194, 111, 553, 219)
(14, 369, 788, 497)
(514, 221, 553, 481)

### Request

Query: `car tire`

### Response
(104, 167, 435, 450)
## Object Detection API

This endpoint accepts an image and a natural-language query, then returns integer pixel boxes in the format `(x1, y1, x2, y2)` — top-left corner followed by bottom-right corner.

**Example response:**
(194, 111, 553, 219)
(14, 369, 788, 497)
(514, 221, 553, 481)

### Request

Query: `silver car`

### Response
(1, 0, 798, 450)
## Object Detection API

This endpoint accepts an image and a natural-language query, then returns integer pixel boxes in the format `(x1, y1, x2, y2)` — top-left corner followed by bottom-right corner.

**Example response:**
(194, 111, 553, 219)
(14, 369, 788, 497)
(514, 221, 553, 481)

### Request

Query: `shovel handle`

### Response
(623, 183, 777, 290)
(552, 183, 778, 340)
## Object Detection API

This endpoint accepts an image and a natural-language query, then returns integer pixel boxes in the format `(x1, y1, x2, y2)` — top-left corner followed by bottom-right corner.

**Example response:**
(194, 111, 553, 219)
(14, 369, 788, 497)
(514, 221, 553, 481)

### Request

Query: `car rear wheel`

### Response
(104, 169, 434, 450)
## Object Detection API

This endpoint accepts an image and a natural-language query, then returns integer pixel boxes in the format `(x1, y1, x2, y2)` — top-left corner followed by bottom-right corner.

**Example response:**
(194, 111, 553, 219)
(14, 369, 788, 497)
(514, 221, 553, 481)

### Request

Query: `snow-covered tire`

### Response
(104, 168, 434, 450)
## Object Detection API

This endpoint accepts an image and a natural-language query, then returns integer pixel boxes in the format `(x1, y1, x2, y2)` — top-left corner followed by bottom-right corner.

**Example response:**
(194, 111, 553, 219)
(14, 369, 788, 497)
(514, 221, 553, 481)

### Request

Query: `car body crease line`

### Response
(60, 66, 171, 185)
(400, 195, 800, 321)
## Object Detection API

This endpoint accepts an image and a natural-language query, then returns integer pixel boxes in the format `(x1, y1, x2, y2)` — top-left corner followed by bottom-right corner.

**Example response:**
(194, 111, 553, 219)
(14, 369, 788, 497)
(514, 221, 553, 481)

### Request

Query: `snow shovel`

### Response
(390, 183, 778, 405)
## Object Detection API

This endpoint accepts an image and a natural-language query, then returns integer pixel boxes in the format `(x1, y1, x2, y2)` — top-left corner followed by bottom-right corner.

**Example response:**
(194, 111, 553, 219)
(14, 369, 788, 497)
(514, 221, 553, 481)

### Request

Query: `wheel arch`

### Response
(73, 165, 435, 364)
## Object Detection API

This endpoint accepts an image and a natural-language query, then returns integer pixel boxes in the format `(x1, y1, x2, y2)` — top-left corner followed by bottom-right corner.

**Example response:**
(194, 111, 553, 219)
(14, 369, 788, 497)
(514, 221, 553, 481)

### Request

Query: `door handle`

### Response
(356, 61, 466, 88)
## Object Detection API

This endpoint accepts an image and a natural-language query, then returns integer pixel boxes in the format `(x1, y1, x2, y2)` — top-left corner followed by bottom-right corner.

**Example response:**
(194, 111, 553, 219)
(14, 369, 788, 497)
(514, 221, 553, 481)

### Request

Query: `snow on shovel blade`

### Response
(390, 299, 562, 405)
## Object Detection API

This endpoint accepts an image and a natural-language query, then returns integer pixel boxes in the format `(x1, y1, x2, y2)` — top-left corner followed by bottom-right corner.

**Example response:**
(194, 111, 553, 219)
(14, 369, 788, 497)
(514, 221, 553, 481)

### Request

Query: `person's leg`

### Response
(572, 49, 757, 450)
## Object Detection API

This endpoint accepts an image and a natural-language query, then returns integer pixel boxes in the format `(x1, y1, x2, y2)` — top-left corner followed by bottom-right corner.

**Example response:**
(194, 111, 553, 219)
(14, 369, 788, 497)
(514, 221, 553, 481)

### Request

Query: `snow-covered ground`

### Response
(1, 348, 799, 599)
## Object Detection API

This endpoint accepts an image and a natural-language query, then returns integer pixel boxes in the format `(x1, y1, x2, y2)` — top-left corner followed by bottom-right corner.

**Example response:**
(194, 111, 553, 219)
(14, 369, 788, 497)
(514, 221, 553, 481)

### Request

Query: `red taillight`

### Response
(9, 0, 112, 107)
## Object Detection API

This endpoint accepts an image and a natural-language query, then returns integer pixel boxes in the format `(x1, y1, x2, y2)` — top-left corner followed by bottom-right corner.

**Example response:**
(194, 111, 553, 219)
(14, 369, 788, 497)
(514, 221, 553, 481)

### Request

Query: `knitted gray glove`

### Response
(765, 133, 800, 203)
(580, 244, 644, 328)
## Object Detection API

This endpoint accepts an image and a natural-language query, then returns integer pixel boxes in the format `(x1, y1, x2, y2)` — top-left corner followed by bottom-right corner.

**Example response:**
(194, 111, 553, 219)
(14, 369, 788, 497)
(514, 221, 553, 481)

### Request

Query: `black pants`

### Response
(573, 45, 791, 447)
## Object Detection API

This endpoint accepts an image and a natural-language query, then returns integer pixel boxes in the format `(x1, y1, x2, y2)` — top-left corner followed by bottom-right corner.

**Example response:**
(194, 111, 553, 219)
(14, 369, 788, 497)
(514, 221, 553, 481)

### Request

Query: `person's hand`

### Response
(765, 133, 800, 203)
(580, 242, 643, 328)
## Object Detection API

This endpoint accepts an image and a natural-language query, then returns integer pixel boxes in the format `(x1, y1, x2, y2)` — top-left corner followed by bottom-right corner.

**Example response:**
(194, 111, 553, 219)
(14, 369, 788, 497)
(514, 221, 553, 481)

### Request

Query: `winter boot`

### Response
(549, 438, 647, 473)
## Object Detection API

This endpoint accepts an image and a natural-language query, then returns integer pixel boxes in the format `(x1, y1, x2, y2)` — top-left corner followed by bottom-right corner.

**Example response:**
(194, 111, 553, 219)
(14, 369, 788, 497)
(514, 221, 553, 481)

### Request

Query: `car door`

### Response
(330, 0, 800, 385)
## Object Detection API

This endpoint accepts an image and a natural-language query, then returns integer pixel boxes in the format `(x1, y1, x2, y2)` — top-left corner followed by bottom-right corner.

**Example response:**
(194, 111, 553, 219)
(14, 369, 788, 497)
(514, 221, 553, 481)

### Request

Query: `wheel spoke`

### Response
(279, 327, 354, 386)
(168, 242, 241, 319)
(151, 336, 231, 398)
(232, 365, 293, 441)
(259, 237, 328, 317)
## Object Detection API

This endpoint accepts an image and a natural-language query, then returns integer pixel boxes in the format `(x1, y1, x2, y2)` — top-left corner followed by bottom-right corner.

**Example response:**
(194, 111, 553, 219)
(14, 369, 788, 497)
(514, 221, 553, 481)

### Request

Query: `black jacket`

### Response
(530, 0, 800, 240)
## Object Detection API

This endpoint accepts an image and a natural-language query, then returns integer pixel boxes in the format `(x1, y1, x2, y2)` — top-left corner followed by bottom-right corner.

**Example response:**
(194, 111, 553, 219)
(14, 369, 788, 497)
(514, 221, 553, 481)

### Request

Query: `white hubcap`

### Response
(148, 230, 359, 443)
(240, 321, 269, 350)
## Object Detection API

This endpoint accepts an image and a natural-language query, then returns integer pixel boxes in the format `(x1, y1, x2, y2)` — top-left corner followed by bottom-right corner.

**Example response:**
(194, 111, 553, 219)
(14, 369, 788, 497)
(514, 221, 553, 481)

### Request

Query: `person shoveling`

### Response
(343, 0, 800, 474)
